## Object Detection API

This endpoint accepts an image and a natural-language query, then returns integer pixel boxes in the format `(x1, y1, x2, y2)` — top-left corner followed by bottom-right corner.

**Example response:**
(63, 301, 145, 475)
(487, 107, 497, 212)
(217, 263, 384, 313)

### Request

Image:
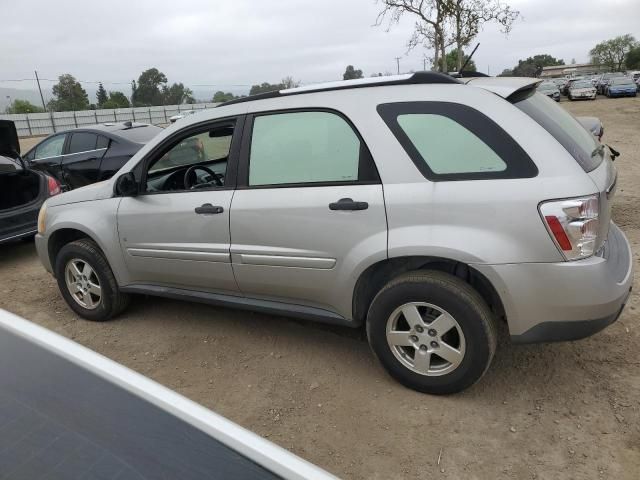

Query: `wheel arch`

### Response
(352, 256, 506, 327)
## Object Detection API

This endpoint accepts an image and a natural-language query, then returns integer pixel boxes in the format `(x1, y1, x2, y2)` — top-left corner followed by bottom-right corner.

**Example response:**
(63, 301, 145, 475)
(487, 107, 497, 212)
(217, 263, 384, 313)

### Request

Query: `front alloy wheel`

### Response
(65, 258, 102, 310)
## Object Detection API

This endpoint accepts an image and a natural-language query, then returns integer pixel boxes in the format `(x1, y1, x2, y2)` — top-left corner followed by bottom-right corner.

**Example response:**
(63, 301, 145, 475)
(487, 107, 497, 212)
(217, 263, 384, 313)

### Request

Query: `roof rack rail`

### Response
(219, 72, 461, 107)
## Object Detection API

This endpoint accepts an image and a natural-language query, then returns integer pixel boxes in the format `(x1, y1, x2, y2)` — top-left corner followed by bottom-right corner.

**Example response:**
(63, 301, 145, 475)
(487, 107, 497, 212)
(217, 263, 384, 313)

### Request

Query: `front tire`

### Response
(55, 239, 130, 321)
(366, 271, 497, 394)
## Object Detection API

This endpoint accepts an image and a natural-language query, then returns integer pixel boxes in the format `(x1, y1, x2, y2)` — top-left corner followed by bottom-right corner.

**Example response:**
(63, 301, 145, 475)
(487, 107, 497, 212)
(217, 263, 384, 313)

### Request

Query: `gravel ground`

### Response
(3, 96, 640, 479)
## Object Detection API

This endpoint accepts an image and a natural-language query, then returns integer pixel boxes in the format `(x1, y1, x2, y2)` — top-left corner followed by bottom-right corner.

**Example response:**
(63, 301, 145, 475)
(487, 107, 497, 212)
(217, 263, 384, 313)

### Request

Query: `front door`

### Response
(230, 110, 387, 317)
(117, 119, 242, 294)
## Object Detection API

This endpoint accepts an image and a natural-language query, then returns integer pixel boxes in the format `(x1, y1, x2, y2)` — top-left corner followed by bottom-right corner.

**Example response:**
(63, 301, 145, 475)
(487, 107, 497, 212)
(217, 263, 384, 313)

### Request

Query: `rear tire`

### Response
(366, 270, 497, 394)
(55, 239, 130, 321)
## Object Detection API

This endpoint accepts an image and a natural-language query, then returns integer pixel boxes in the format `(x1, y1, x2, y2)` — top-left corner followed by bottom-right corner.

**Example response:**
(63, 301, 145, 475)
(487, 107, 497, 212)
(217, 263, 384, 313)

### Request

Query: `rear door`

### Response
(229, 109, 387, 316)
(62, 132, 107, 189)
(29, 133, 67, 183)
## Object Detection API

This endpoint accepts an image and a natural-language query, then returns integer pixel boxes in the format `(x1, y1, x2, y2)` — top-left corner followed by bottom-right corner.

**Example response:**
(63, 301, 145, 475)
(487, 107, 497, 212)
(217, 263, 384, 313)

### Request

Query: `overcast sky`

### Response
(1, 0, 639, 97)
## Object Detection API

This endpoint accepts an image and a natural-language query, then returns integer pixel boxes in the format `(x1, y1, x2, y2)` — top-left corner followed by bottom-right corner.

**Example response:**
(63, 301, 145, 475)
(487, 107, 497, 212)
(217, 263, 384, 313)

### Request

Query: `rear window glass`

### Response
(117, 125, 163, 144)
(512, 91, 602, 172)
(612, 77, 634, 85)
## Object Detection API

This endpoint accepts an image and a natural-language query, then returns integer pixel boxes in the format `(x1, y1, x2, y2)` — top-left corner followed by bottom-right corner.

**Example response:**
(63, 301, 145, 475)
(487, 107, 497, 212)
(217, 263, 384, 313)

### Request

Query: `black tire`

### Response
(366, 270, 497, 394)
(55, 238, 130, 321)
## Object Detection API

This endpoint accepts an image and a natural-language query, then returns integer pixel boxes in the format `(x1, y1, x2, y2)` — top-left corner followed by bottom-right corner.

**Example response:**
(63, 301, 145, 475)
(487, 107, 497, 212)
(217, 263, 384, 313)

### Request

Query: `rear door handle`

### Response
(329, 198, 368, 211)
(195, 203, 224, 215)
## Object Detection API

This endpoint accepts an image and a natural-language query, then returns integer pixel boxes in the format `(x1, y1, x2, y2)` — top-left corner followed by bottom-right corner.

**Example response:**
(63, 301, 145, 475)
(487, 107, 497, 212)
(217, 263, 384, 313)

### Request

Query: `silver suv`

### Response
(35, 73, 633, 394)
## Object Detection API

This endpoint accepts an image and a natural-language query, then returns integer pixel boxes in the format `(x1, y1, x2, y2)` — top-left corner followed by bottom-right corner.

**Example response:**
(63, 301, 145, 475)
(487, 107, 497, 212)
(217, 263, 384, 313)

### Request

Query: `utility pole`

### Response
(35, 70, 56, 133)
(395, 57, 401, 75)
(423, 56, 427, 72)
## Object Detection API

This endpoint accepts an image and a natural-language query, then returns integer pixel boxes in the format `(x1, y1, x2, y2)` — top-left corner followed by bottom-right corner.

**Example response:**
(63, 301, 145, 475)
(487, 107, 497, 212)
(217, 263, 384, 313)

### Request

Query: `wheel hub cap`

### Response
(65, 258, 102, 310)
(385, 302, 466, 376)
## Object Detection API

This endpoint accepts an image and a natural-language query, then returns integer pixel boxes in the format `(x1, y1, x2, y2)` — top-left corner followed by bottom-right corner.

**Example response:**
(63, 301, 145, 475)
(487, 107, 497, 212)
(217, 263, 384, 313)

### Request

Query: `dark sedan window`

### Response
(96, 135, 110, 149)
(68, 133, 98, 154)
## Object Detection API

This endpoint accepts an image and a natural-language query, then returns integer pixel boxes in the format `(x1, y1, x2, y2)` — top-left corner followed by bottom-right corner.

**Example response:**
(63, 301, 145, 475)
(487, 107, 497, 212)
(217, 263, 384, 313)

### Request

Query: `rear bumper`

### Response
(474, 223, 633, 344)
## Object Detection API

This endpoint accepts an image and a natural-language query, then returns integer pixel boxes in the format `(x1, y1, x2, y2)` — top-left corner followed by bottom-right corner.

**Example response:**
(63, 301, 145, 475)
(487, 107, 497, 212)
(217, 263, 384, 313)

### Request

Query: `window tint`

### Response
(35, 135, 65, 159)
(249, 111, 361, 186)
(397, 114, 507, 175)
(96, 135, 110, 149)
(68, 133, 98, 154)
(513, 91, 601, 172)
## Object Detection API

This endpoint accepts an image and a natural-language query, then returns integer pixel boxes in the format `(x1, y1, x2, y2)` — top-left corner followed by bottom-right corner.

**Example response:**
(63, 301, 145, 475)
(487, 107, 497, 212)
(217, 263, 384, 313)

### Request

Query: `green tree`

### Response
(48, 74, 90, 111)
(626, 46, 640, 69)
(4, 99, 44, 114)
(445, 50, 476, 72)
(511, 54, 564, 77)
(96, 82, 108, 107)
(498, 68, 513, 77)
(590, 34, 637, 71)
(131, 68, 167, 106)
(249, 82, 285, 95)
(102, 91, 130, 109)
(162, 82, 195, 105)
(343, 65, 364, 80)
(212, 91, 237, 102)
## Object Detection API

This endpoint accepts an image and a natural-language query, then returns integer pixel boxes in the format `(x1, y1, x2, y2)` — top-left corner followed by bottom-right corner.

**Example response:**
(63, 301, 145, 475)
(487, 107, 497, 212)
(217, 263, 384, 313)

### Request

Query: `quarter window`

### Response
(248, 111, 364, 186)
(396, 114, 507, 174)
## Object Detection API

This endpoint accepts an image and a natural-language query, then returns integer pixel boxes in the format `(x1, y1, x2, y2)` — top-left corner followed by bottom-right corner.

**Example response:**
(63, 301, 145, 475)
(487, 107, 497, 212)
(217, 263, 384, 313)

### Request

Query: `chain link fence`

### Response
(0, 103, 219, 137)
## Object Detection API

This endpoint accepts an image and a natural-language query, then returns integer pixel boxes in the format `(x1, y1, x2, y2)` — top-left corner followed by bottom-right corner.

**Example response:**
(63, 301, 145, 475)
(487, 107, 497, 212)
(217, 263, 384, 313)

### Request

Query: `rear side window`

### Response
(396, 114, 507, 175)
(68, 133, 98, 154)
(512, 91, 601, 172)
(378, 102, 537, 181)
(248, 111, 376, 186)
(96, 135, 110, 149)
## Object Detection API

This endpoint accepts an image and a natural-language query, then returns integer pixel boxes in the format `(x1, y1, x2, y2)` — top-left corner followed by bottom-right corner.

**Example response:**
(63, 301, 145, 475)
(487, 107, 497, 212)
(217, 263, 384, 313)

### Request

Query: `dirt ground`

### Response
(3, 96, 640, 479)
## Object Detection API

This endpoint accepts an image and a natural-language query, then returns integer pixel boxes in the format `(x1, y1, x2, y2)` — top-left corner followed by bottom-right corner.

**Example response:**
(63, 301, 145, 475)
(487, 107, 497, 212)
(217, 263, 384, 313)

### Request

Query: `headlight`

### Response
(37, 202, 47, 234)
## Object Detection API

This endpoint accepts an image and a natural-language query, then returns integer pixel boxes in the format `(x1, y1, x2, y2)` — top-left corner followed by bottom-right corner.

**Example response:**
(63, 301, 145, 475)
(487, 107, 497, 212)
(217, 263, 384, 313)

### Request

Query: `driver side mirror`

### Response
(114, 172, 138, 197)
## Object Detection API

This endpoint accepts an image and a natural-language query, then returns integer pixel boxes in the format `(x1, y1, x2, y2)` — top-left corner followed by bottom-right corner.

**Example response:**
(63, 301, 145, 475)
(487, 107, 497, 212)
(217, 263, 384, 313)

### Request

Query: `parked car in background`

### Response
(568, 80, 597, 101)
(552, 78, 568, 94)
(562, 77, 586, 96)
(169, 109, 196, 123)
(35, 73, 632, 394)
(24, 122, 162, 191)
(606, 77, 638, 98)
(0, 120, 61, 244)
(0, 309, 336, 479)
(537, 81, 560, 101)
(577, 116, 604, 142)
(597, 72, 625, 95)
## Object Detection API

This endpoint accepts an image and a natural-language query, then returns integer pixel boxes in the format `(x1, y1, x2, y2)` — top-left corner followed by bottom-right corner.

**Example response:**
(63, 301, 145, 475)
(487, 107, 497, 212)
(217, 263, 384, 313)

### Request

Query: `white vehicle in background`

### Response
(169, 109, 197, 124)
(568, 80, 597, 100)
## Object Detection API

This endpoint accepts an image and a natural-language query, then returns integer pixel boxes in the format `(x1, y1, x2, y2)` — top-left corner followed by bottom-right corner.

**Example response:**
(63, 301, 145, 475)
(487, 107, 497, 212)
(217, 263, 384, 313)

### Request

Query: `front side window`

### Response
(35, 135, 65, 159)
(145, 123, 234, 193)
(378, 102, 536, 181)
(248, 111, 365, 186)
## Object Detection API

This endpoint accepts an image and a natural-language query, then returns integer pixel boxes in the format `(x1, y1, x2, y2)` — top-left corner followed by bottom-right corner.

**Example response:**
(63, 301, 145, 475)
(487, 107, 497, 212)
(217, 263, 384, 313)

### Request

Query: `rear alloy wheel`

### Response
(367, 270, 497, 394)
(55, 239, 129, 321)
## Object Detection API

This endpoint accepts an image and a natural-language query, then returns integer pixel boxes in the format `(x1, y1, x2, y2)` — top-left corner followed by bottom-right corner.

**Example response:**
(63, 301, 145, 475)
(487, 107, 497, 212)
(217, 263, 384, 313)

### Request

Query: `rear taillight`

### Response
(47, 176, 61, 196)
(540, 194, 600, 260)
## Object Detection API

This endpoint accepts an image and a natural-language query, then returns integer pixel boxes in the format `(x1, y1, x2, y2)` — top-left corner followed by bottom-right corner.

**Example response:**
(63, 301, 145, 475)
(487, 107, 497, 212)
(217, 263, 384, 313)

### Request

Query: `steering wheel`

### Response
(183, 165, 223, 189)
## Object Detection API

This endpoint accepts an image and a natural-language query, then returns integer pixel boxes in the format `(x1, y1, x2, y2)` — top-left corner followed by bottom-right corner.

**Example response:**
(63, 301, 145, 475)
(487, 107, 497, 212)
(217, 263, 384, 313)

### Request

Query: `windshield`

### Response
(512, 91, 602, 172)
(538, 83, 556, 91)
(612, 77, 634, 85)
(572, 81, 593, 88)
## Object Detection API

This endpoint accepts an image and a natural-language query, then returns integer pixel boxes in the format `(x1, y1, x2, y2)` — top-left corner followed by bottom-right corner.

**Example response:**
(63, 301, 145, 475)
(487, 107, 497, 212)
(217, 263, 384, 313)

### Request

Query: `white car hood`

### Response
(47, 180, 114, 207)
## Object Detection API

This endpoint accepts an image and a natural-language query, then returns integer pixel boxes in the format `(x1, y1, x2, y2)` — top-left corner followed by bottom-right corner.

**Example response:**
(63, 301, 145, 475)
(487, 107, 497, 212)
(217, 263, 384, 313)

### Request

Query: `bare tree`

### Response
(447, 0, 519, 71)
(376, 0, 452, 72)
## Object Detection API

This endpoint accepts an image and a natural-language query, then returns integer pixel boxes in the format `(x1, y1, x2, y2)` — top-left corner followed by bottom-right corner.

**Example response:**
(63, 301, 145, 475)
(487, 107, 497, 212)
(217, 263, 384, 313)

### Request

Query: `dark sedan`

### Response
(23, 122, 162, 190)
(1, 120, 61, 244)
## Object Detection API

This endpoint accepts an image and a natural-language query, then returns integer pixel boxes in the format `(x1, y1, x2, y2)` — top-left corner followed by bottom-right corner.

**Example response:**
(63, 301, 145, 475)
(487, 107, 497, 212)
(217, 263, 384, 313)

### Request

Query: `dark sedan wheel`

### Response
(55, 239, 129, 321)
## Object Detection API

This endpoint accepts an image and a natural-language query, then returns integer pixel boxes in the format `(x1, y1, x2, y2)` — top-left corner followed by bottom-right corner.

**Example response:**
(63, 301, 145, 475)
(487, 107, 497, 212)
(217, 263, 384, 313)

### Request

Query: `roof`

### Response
(463, 77, 542, 98)
(221, 72, 461, 106)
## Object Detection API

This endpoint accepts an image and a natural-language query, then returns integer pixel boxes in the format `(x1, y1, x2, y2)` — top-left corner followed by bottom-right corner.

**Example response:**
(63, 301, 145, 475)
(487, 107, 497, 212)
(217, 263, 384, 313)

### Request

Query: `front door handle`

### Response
(195, 203, 224, 215)
(329, 198, 369, 211)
